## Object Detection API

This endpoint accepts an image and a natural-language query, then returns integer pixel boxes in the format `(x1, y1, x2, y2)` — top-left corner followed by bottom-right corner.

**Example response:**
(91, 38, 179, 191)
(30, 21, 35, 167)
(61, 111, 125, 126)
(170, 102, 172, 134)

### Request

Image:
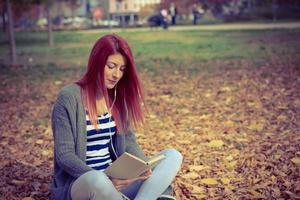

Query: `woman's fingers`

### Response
(111, 171, 153, 191)
(138, 169, 152, 179)
(111, 177, 137, 191)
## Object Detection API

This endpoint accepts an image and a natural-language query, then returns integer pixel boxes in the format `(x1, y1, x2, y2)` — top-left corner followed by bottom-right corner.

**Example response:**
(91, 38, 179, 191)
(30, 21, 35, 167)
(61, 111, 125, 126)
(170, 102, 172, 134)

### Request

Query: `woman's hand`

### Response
(111, 169, 152, 191)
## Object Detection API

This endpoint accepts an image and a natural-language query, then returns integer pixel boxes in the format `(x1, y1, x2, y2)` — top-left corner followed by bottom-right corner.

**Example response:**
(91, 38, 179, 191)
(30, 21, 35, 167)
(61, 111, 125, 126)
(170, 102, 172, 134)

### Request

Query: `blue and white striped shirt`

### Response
(86, 113, 116, 171)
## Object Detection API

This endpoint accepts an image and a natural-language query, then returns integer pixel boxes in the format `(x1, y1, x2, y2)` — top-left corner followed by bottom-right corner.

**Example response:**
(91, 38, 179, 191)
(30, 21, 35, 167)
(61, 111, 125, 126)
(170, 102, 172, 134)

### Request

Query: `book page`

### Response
(105, 153, 147, 179)
(105, 152, 166, 179)
(147, 154, 166, 168)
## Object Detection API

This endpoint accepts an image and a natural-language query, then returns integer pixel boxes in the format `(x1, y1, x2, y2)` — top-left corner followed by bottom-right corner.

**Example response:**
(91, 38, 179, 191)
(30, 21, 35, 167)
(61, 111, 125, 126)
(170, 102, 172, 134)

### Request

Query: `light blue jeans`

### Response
(70, 149, 182, 200)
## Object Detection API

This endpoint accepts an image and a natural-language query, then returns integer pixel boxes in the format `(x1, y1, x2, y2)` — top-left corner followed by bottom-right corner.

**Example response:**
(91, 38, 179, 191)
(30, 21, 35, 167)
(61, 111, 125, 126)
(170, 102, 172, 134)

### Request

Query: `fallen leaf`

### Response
(224, 120, 234, 127)
(220, 178, 230, 184)
(291, 157, 300, 165)
(54, 80, 62, 85)
(191, 185, 206, 194)
(41, 150, 51, 156)
(285, 191, 300, 199)
(201, 178, 218, 185)
(227, 160, 237, 169)
(207, 140, 224, 148)
(36, 139, 44, 145)
(11, 179, 26, 185)
(188, 165, 208, 172)
(22, 198, 34, 200)
(226, 155, 234, 161)
(182, 172, 199, 179)
(248, 122, 264, 131)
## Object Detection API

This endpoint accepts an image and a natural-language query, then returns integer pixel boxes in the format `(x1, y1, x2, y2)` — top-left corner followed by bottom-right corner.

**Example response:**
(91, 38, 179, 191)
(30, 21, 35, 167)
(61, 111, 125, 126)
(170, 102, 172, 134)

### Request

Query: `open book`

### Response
(104, 152, 165, 179)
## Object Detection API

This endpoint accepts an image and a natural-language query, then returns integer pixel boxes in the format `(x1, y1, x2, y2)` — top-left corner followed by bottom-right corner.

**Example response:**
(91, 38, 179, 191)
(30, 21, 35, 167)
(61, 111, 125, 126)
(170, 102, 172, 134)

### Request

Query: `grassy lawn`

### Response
(0, 28, 300, 199)
(1, 28, 300, 72)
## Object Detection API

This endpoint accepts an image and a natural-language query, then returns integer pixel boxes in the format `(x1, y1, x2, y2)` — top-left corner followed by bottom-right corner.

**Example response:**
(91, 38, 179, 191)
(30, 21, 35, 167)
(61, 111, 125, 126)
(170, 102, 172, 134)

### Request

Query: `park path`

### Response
(79, 21, 300, 33)
(172, 21, 300, 31)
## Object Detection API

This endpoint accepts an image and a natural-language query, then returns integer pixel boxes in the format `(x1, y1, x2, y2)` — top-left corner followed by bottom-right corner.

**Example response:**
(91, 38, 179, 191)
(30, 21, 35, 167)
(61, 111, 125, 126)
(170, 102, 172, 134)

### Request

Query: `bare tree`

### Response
(46, 1, 53, 46)
(1, 2, 6, 32)
(5, 0, 16, 65)
(70, 0, 80, 19)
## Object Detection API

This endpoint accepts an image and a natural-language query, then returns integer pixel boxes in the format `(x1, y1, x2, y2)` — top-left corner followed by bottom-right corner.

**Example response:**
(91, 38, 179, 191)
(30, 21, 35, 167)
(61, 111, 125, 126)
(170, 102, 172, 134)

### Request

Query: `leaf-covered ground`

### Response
(141, 60, 300, 199)
(0, 30, 300, 199)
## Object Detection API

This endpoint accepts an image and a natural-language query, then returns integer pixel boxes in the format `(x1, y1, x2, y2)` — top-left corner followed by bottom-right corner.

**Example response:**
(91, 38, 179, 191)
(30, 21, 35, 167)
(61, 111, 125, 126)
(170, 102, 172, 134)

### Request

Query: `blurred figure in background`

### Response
(192, 4, 204, 25)
(160, 8, 168, 29)
(169, 3, 177, 26)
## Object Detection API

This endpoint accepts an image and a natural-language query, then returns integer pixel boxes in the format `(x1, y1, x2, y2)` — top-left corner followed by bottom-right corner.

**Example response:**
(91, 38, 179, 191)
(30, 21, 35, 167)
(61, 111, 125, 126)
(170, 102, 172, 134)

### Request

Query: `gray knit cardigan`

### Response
(49, 83, 172, 200)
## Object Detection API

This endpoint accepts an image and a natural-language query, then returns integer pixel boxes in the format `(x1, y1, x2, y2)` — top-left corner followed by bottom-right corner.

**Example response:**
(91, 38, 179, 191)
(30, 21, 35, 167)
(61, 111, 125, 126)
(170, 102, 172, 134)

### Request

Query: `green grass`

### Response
(1, 28, 300, 78)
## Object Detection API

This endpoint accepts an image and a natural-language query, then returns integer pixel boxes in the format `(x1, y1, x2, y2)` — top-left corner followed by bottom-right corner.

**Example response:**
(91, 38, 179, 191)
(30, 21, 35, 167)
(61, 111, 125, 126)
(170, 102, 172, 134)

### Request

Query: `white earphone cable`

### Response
(109, 85, 118, 159)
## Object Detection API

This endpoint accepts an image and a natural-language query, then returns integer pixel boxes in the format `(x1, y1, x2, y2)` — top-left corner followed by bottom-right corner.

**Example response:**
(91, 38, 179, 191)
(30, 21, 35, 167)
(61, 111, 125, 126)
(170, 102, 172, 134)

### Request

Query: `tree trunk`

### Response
(1, 5, 6, 32)
(46, 4, 53, 46)
(272, 0, 278, 22)
(5, 0, 16, 65)
(247, 0, 252, 10)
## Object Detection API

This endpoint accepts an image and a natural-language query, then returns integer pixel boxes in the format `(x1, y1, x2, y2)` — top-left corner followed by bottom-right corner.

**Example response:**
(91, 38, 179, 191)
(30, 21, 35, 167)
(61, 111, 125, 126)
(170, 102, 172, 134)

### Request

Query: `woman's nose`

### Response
(112, 68, 120, 79)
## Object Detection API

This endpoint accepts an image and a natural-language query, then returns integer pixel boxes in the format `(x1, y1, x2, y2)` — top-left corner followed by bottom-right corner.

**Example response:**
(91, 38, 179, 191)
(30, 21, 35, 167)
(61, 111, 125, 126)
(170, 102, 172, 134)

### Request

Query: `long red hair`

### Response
(76, 34, 144, 132)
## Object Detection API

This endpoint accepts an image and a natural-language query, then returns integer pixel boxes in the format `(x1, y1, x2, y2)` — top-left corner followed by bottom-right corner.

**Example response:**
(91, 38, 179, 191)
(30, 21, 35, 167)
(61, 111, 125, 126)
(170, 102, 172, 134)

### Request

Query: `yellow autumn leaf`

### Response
(294, 99, 300, 107)
(182, 172, 199, 179)
(291, 157, 300, 165)
(271, 175, 276, 183)
(248, 122, 264, 131)
(149, 114, 157, 119)
(198, 194, 207, 199)
(227, 160, 237, 169)
(247, 102, 257, 107)
(225, 97, 232, 104)
(201, 178, 218, 185)
(224, 120, 234, 127)
(277, 115, 287, 121)
(204, 92, 212, 98)
(22, 197, 34, 200)
(188, 165, 208, 172)
(220, 178, 230, 184)
(44, 127, 52, 135)
(180, 108, 190, 114)
(207, 140, 224, 148)
(191, 185, 206, 194)
(236, 138, 248, 142)
(199, 114, 209, 120)
(41, 150, 51, 156)
(220, 86, 232, 92)
(54, 80, 62, 85)
(248, 189, 265, 198)
(36, 139, 44, 145)
(274, 154, 281, 160)
(226, 155, 234, 161)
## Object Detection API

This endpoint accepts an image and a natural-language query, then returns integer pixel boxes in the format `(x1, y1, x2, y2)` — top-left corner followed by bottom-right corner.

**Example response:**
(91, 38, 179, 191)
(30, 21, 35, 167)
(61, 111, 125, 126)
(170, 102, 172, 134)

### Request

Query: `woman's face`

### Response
(104, 53, 126, 89)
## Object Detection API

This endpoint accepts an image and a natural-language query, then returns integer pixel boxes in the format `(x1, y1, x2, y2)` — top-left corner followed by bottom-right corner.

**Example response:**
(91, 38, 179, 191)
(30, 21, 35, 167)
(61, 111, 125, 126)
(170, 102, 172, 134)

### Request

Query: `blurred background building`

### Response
(108, 0, 161, 26)
(1, 0, 300, 30)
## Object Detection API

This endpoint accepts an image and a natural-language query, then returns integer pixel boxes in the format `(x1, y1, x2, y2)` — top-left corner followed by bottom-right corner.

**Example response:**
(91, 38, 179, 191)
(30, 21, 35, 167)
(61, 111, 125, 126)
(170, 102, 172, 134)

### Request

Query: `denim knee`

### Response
(162, 149, 183, 164)
(78, 170, 114, 197)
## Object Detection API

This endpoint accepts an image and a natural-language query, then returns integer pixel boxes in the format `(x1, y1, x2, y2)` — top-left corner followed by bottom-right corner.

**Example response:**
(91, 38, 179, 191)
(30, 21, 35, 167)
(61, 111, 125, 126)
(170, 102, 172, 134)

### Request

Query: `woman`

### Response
(50, 34, 182, 200)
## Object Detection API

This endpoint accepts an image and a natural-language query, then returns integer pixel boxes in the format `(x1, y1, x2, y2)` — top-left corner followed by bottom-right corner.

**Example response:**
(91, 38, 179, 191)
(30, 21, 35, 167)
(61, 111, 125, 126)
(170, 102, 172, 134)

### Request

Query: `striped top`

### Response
(86, 112, 116, 171)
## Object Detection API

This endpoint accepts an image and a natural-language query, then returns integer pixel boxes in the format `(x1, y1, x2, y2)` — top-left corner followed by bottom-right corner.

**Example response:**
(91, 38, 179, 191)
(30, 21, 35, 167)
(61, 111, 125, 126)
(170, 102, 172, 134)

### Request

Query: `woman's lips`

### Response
(108, 80, 117, 84)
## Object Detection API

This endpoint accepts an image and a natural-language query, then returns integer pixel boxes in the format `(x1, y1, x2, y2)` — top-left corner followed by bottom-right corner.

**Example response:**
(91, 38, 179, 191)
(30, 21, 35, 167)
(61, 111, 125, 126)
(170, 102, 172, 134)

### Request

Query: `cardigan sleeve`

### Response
(124, 129, 148, 161)
(51, 90, 93, 178)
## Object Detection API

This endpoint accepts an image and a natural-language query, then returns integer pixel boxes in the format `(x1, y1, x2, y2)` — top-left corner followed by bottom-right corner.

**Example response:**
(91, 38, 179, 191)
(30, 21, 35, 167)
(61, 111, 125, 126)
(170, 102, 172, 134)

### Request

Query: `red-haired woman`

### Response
(49, 34, 182, 200)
